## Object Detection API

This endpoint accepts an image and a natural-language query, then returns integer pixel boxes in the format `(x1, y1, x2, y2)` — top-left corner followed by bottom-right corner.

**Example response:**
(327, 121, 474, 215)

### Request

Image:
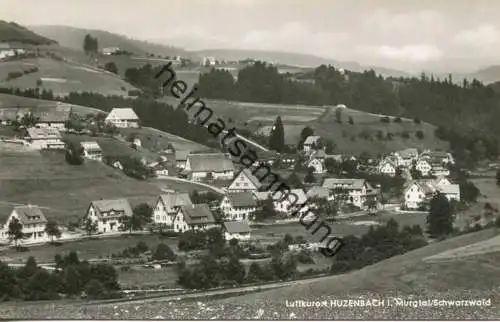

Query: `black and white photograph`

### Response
(0, 0, 500, 320)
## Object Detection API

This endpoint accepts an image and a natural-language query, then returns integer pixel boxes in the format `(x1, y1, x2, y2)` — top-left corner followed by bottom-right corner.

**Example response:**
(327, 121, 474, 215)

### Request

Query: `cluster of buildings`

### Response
(0, 42, 30, 60)
(377, 148, 454, 177)
(403, 177, 460, 210)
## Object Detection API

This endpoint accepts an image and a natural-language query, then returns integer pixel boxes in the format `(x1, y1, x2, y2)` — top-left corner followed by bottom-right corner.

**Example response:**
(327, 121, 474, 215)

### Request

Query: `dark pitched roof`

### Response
(179, 204, 215, 225)
(90, 199, 133, 218)
(187, 153, 235, 172)
(223, 221, 251, 234)
(226, 192, 257, 207)
(13, 205, 48, 225)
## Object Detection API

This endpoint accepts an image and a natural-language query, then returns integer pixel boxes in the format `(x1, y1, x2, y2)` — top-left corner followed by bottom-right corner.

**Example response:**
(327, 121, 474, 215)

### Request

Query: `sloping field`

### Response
(0, 150, 161, 224)
(0, 93, 102, 115)
(0, 57, 138, 96)
(118, 127, 211, 154)
(162, 97, 448, 155)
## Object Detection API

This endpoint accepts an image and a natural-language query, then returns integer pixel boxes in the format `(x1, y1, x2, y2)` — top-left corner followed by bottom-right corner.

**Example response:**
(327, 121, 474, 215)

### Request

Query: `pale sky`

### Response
(1, 0, 499, 73)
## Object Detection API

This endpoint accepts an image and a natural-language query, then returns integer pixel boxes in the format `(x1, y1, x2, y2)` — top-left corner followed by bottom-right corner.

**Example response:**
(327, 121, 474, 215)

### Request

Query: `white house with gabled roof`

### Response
(105, 108, 140, 128)
(227, 168, 261, 192)
(1, 205, 49, 244)
(153, 192, 193, 226)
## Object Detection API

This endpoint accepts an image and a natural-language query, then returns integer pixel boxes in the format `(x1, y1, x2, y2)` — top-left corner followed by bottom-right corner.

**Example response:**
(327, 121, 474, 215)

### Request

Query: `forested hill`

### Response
(0, 20, 57, 45)
(195, 62, 500, 162)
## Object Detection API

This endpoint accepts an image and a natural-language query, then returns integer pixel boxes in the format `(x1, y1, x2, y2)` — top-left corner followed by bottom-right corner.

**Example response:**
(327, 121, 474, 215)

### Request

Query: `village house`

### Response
(173, 204, 216, 233)
(105, 108, 140, 128)
(25, 128, 65, 150)
(403, 179, 460, 210)
(149, 162, 170, 177)
(85, 199, 133, 233)
(394, 148, 419, 167)
(80, 141, 103, 161)
(303, 135, 322, 153)
(306, 150, 327, 174)
(182, 153, 235, 181)
(429, 159, 451, 177)
(223, 221, 251, 241)
(175, 150, 189, 169)
(102, 47, 121, 55)
(1, 205, 48, 244)
(227, 168, 261, 193)
(420, 150, 455, 165)
(274, 188, 309, 216)
(220, 192, 257, 221)
(378, 158, 397, 177)
(415, 158, 432, 177)
(322, 178, 377, 209)
(153, 191, 193, 226)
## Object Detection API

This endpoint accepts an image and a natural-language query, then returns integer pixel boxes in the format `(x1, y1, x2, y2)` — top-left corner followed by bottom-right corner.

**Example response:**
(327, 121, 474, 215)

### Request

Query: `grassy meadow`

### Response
(0, 57, 138, 97)
(0, 150, 161, 224)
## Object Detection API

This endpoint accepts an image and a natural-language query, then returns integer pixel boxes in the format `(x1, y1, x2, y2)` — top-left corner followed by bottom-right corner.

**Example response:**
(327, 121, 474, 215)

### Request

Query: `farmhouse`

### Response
(34, 103, 71, 131)
(322, 178, 377, 209)
(220, 192, 257, 221)
(0, 107, 27, 125)
(183, 153, 235, 181)
(173, 204, 216, 233)
(105, 108, 140, 128)
(150, 162, 170, 177)
(227, 168, 261, 192)
(378, 158, 397, 176)
(0, 205, 48, 244)
(223, 221, 251, 241)
(153, 191, 193, 226)
(25, 128, 65, 150)
(80, 141, 103, 161)
(303, 135, 322, 152)
(85, 199, 133, 233)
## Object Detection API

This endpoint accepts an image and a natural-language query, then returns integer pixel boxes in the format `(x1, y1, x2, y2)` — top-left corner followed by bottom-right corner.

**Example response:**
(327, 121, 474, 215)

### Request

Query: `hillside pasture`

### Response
(0, 57, 138, 97)
(0, 150, 161, 224)
(117, 127, 211, 154)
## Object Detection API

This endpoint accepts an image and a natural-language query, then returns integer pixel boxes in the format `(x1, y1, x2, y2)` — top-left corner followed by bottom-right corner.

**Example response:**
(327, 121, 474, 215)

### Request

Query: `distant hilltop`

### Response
(0, 20, 57, 45)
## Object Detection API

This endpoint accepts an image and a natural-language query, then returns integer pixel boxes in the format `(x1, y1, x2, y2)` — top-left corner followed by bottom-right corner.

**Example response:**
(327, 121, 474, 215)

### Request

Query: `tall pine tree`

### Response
(427, 192, 453, 238)
(269, 116, 285, 152)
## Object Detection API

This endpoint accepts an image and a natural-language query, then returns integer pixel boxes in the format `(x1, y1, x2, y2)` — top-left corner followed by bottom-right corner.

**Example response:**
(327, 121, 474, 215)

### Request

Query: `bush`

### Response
(7, 71, 23, 80)
(295, 249, 315, 264)
(393, 117, 402, 123)
(415, 130, 424, 139)
(85, 279, 107, 299)
(152, 243, 176, 261)
(413, 117, 421, 124)
(128, 89, 141, 96)
(380, 116, 390, 123)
